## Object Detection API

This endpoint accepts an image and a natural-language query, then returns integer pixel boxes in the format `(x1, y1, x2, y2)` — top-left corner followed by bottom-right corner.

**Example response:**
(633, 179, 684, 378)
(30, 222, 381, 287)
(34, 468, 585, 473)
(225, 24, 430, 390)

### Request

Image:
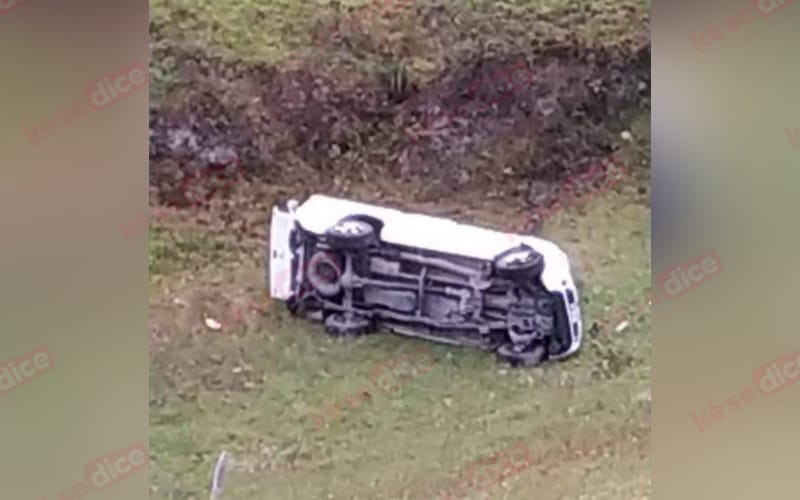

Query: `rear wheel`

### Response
(496, 343, 546, 367)
(325, 218, 376, 250)
(324, 313, 372, 338)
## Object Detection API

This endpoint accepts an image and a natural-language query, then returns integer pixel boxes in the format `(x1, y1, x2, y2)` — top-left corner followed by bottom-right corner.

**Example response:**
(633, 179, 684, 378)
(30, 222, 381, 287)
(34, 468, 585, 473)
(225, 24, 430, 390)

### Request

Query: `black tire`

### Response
(325, 218, 376, 250)
(493, 245, 545, 280)
(496, 343, 546, 367)
(324, 313, 371, 338)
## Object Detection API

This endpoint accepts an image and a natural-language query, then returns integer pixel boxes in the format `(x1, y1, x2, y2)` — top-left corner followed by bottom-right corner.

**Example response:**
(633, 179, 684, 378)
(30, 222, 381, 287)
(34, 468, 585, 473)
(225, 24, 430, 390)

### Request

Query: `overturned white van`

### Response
(269, 195, 582, 366)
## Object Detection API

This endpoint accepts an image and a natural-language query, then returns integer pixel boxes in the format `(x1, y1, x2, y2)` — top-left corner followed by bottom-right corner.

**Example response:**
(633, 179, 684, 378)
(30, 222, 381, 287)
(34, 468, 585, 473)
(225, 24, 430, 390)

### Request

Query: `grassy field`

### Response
(149, 1, 650, 498)
(148, 162, 651, 499)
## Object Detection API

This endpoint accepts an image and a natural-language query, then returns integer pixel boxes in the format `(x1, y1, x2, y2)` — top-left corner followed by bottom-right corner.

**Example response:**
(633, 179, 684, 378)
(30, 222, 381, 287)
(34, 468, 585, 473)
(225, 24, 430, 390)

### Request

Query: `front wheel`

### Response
(493, 245, 545, 281)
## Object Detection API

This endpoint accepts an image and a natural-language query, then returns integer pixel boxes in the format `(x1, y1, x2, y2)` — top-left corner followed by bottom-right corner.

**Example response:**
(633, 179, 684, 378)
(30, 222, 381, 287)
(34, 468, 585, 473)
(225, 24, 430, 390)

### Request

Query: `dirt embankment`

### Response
(149, 2, 649, 209)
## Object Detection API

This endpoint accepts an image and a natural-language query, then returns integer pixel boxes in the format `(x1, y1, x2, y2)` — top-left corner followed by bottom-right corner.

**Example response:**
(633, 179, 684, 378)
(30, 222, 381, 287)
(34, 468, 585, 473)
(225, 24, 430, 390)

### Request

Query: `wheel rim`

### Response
(500, 249, 535, 267)
(332, 220, 369, 236)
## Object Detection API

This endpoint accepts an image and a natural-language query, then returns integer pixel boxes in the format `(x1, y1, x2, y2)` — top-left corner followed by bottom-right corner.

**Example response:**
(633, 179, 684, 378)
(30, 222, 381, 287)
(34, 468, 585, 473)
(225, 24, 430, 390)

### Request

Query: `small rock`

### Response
(614, 320, 629, 333)
(205, 317, 223, 331)
(621, 130, 633, 142)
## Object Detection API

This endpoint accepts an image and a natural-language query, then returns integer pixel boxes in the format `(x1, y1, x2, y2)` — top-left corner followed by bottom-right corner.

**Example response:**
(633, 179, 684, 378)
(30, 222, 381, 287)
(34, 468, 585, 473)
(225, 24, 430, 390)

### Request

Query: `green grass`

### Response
(149, 225, 236, 275)
(149, 0, 649, 64)
(150, 0, 316, 62)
